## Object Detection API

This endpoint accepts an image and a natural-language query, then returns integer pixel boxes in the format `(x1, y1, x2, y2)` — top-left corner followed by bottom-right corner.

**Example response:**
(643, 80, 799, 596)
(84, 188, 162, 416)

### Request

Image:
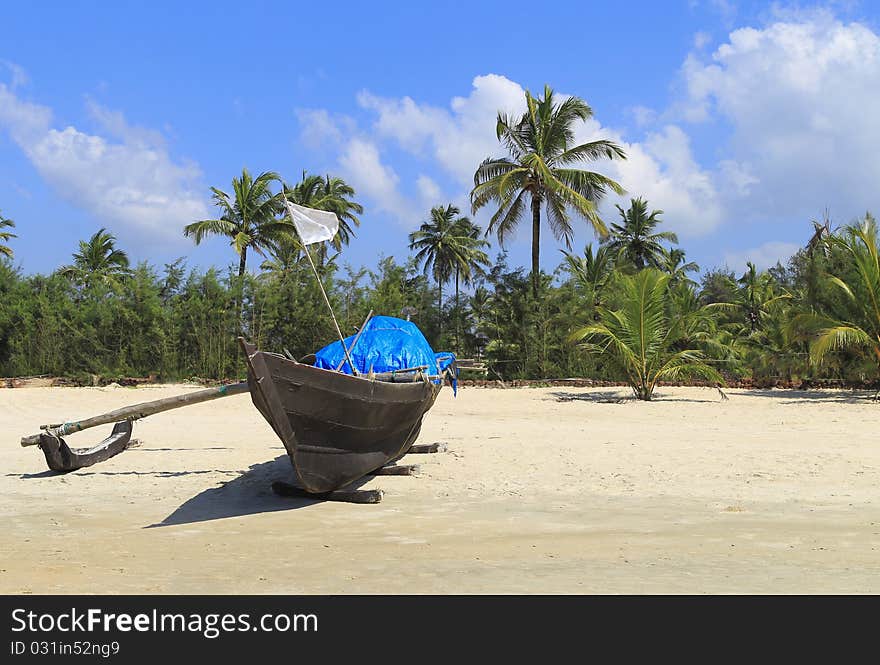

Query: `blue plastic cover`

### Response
(313, 316, 457, 393)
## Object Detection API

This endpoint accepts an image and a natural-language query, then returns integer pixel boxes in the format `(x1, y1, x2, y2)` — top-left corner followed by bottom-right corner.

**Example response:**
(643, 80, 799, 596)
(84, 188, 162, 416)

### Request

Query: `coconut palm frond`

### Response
(811, 325, 873, 365)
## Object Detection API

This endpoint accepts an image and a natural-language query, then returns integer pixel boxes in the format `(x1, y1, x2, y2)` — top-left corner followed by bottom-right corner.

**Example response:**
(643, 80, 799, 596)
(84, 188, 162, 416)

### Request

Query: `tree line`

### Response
(0, 84, 878, 397)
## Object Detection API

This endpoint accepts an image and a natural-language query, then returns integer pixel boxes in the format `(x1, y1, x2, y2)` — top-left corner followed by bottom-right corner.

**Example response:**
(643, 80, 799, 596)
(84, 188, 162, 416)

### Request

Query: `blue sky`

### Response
(2, 0, 879, 279)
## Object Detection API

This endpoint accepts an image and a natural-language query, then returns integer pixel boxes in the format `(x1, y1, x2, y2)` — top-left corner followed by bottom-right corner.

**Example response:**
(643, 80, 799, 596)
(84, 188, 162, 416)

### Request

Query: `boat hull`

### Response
(240, 340, 440, 493)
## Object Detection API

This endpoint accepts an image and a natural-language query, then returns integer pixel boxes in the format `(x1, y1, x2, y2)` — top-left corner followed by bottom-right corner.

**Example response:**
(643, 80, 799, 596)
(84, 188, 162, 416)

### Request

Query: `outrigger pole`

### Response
(280, 193, 357, 375)
(19, 381, 251, 472)
(21, 382, 250, 448)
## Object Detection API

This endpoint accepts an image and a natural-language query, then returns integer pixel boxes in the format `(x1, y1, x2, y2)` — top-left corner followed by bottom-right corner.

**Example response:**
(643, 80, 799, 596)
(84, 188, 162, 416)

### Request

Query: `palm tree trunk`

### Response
(531, 195, 541, 298)
(236, 246, 248, 333)
(438, 280, 443, 338)
(455, 268, 460, 352)
(238, 246, 248, 278)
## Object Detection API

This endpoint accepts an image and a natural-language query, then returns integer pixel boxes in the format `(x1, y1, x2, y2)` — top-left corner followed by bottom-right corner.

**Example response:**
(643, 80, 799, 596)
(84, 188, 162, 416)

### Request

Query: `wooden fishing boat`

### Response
(240, 339, 442, 493)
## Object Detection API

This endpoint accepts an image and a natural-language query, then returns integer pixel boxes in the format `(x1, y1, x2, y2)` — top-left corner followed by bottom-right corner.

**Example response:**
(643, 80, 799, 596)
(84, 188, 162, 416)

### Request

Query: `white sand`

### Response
(1, 384, 878, 594)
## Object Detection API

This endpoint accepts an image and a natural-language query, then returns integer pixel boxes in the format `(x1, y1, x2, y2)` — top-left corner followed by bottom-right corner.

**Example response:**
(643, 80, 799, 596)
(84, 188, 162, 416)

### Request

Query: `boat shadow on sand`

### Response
(146, 454, 372, 528)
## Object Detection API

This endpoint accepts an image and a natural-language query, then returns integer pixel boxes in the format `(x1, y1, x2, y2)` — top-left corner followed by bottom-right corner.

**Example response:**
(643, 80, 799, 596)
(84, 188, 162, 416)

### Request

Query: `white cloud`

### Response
(416, 174, 442, 205)
(630, 105, 657, 127)
(0, 78, 208, 244)
(694, 31, 712, 49)
(679, 15, 880, 225)
(600, 124, 724, 236)
(337, 137, 412, 222)
(0, 60, 29, 89)
(357, 74, 525, 187)
(85, 98, 167, 149)
(723, 241, 801, 273)
(296, 108, 353, 149)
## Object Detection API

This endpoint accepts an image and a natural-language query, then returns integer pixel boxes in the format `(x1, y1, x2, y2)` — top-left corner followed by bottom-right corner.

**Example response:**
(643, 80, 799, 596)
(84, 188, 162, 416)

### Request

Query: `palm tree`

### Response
(282, 172, 363, 259)
(561, 243, 614, 320)
(60, 227, 131, 289)
(808, 214, 880, 382)
(259, 234, 303, 278)
(469, 285, 493, 334)
(184, 168, 288, 277)
(0, 211, 16, 258)
(570, 269, 724, 401)
(605, 197, 677, 270)
(450, 216, 490, 349)
(807, 209, 834, 258)
(471, 84, 626, 297)
(450, 216, 490, 312)
(408, 204, 489, 336)
(721, 262, 791, 333)
(663, 248, 700, 286)
(804, 210, 834, 309)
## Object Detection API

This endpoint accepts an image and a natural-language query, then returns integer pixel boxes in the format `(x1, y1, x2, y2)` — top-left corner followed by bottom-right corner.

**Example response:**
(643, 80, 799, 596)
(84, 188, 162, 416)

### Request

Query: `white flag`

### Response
(283, 200, 340, 245)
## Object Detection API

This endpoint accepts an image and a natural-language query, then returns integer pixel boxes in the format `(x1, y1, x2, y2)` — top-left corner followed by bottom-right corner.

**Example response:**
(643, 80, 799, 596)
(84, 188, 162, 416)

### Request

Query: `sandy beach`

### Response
(1, 383, 878, 594)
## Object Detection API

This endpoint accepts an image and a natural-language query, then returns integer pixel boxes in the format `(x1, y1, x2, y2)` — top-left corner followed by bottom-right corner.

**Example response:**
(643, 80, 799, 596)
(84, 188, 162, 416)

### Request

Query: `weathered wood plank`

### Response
(371, 463, 420, 476)
(271, 481, 383, 504)
(406, 442, 447, 454)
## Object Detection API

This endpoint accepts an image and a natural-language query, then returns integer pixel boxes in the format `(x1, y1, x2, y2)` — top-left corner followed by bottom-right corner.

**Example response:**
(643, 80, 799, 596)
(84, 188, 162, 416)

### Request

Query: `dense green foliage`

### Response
(1, 209, 880, 387)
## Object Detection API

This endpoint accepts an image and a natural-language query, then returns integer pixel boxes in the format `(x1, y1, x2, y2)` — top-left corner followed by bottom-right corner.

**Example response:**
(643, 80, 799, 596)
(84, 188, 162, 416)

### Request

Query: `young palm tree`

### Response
(0, 211, 16, 258)
(471, 84, 626, 296)
(605, 197, 677, 270)
(808, 214, 880, 382)
(408, 204, 489, 335)
(282, 172, 363, 257)
(60, 227, 131, 289)
(184, 169, 288, 277)
(570, 269, 724, 401)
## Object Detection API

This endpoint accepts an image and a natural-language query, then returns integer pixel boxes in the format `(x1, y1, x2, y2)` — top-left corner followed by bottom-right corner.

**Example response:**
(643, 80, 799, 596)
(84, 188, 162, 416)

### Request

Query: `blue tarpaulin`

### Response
(313, 315, 457, 393)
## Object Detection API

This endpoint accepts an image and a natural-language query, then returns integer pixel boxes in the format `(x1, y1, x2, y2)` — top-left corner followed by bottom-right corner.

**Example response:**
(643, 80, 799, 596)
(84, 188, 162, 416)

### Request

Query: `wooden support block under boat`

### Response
(371, 463, 420, 476)
(406, 442, 448, 454)
(271, 481, 383, 504)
